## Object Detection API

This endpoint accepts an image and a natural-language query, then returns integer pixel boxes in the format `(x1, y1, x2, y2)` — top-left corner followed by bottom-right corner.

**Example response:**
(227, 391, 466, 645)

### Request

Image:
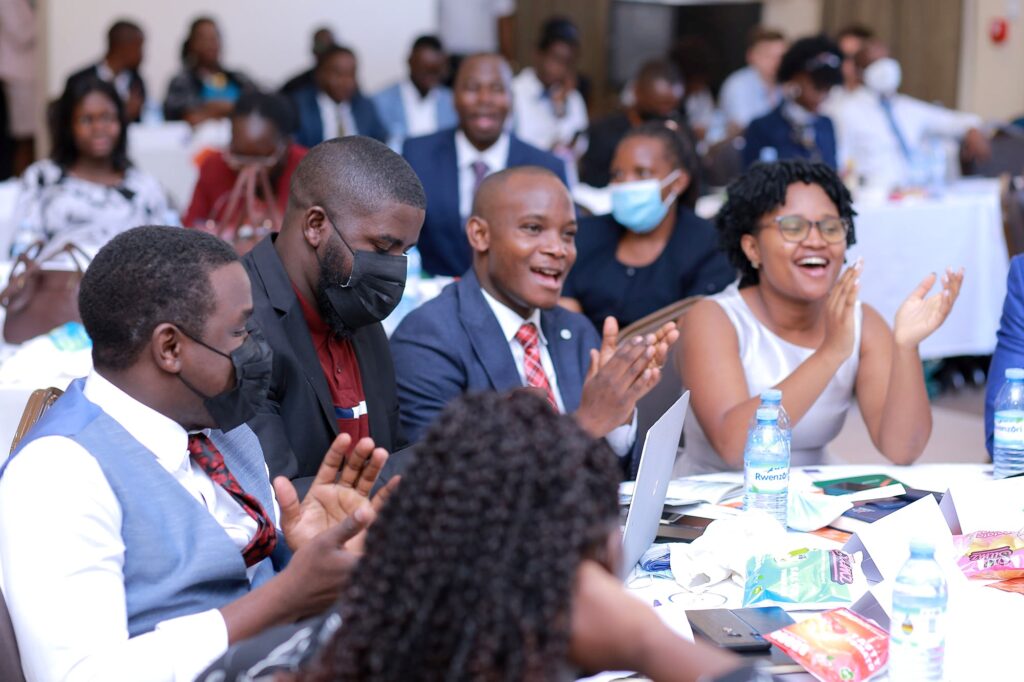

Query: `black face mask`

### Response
(317, 220, 407, 334)
(178, 327, 273, 432)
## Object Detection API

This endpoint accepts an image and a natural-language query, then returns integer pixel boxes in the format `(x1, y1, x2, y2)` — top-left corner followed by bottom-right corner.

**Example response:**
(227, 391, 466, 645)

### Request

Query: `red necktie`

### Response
(188, 433, 277, 567)
(514, 322, 558, 410)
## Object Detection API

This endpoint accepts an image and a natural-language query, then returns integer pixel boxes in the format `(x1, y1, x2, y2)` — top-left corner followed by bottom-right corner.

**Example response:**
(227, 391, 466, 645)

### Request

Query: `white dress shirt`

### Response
(0, 371, 278, 682)
(399, 79, 440, 139)
(317, 90, 359, 141)
(455, 128, 511, 221)
(832, 87, 982, 189)
(719, 65, 780, 129)
(511, 67, 589, 152)
(480, 289, 636, 455)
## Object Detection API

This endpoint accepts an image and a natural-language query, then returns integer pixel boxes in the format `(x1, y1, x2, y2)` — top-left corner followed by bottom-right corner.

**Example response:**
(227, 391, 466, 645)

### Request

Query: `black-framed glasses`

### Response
(771, 215, 849, 244)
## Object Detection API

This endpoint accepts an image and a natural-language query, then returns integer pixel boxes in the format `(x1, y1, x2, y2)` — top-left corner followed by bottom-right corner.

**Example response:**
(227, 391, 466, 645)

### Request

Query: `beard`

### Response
(314, 241, 355, 339)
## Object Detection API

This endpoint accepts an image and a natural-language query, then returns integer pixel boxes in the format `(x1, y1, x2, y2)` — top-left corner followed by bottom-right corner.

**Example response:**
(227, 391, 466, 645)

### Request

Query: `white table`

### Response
(848, 179, 1008, 359)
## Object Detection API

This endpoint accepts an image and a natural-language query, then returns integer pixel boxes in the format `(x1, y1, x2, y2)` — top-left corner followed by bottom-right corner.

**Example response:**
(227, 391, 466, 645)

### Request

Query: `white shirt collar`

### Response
(455, 128, 510, 172)
(83, 370, 191, 475)
(479, 286, 547, 347)
(400, 78, 437, 104)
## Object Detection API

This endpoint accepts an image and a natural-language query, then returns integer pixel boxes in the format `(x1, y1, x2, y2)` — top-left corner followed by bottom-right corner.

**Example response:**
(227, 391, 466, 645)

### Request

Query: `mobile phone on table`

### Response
(688, 607, 794, 653)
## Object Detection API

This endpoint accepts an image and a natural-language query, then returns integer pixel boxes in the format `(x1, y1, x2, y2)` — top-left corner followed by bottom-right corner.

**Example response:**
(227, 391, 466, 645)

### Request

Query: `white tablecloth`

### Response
(848, 179, 1008, 359)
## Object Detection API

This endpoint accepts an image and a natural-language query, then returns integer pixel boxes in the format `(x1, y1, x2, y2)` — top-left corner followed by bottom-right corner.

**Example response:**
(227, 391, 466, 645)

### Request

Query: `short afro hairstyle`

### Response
(619, 121, 701, 210)
(233, 90, 296, 137)
(776, 35, 843, 89)
(287, 136, 426, 218)
(716, 160, 856, 287)
(79, 226, 239, 370)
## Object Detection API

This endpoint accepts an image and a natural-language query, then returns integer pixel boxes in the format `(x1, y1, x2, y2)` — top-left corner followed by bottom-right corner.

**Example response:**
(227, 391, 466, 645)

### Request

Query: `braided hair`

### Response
(717, 159, 856, 287)
(301, 391, 622, 681)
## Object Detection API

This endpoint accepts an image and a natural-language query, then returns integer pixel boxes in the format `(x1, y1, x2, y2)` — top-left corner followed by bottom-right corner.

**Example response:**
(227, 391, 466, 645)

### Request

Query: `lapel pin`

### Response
(560, 329, 572, 340)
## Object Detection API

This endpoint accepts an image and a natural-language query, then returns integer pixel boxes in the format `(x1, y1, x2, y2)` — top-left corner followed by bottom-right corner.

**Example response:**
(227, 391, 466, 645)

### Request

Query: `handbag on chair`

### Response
(198, 164, 282, 255)
(0, 240, 89, 344)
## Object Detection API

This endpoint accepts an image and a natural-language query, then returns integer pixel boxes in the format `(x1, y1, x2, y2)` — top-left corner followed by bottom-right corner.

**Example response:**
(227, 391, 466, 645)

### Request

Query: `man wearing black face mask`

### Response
(243, 136, 426, 490)
(0, 226, 397, 681)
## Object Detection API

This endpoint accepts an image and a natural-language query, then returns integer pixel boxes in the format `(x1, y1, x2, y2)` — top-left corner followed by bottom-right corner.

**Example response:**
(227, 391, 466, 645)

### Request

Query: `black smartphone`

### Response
(688, 607, 794, 653)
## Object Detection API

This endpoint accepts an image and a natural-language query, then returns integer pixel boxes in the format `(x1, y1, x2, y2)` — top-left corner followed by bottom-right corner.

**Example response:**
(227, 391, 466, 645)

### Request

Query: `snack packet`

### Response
(743, 548, 865, 608)
(764, 607, 888, 682)
(953, 530, 1024, 580)
(987, 577, 1024, 595)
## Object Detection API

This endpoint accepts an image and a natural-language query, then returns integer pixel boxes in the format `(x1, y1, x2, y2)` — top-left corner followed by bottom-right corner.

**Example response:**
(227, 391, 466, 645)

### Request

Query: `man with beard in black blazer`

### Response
(243, 136, 425, 492)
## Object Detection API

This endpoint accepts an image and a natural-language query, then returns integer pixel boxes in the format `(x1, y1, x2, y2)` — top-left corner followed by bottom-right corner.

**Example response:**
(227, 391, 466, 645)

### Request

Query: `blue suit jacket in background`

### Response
(288, 85, 388, 148)
(742, 103, 838, 169)
(986, 254, 1024, 455)
(401, 127, 569, 276)
(389, 268, 599, 443)
(372, 82, 458, 151)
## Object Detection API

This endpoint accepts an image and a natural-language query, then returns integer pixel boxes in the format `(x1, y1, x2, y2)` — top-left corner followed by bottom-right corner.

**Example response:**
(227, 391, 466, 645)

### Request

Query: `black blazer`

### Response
(65, 63, 147, 122)
(242, 236, 406, 484)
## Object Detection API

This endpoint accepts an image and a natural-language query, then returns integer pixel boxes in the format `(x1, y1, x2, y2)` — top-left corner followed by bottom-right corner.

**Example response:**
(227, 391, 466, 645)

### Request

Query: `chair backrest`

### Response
(619, 295, 703, 341)
(0, 588, 26, 682)
(9, 386, 64, 455)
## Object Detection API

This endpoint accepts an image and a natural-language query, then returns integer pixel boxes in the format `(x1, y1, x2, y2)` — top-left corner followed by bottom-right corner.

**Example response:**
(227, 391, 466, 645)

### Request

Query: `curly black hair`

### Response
(301, 390, 622, 681)
(716, 160, 856, 287)
(776, 35, 843, 89)
(51, 76, 129, 172)
(79, 226, 239, 370)
(619, 121, 701, 210)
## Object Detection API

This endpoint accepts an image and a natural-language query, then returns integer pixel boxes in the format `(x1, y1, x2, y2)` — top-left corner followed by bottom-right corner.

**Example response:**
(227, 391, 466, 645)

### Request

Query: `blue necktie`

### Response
(879, 96, 912, 161)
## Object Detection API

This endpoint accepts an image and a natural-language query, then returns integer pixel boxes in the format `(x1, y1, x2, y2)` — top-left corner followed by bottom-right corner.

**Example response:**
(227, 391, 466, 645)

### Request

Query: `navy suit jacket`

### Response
(742, 104, 838, 169)
(389, 269, 599, 443)
(986, 255, 1024, 455)
(288, 85, 388, 148)
(402, 128, 569, 277)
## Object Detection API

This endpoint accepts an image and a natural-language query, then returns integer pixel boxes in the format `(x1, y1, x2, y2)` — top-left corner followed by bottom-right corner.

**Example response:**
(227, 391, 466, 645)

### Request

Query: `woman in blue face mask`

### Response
(560, 122, 735, 331)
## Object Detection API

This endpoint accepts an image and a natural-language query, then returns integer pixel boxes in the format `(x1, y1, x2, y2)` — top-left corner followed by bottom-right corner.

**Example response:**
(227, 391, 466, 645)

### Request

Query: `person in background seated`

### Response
(66, 20, 147, 123)
(184, 91, 307, 230)
(202, 392, 745, 681)
(985, 255, 1024, 456)
(280, 26, 337, 95)
(511, 15, 588, 154)
(373, 35, 456, 152)
(164, 17, 255, 125)
(743, 36, 843, 169)
(244, 137, 424, 489)
(832, 38, 990, 189)
(11, 77, 174, 260)
(678, 160, 962, 475)
(836, 24, 873, 94)
(671, 36, 719, 141)
(561, 123, 733, 331)
(719, 27, 786, 133)
(0, 226, 397, 682)
(289, 45, 388, 148)
(402, 54, 567, 276)
(390, 166, 677, 456)
(578, 59, 688, 188)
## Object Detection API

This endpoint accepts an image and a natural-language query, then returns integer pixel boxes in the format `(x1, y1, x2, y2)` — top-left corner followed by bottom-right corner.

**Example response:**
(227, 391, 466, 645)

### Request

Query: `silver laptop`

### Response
(620, 391, 690, 578)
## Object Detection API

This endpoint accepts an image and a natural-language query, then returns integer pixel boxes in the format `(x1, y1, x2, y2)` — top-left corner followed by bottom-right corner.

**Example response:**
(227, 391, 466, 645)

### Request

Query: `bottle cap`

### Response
(1007, 368, 1024, 380)
(761, 388, 782, 403)
(756, 407, 779, 422)
(908, 538, 935, 556)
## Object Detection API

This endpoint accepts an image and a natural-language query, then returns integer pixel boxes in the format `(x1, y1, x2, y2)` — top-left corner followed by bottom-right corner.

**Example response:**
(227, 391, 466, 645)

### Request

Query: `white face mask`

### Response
(863, 57, 902, 96)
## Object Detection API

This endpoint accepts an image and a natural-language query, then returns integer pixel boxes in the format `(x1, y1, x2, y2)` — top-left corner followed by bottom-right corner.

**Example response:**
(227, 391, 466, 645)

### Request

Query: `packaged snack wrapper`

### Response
(764, 607, 888, 682)
(743, 548, 865, 608)
(954, 530, 1024, 580)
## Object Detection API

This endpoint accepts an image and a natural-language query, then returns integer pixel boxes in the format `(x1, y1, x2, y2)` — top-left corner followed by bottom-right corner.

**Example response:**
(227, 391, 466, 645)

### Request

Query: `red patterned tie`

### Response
(514, 322, 559, 410)
(188, 433, 278, 567)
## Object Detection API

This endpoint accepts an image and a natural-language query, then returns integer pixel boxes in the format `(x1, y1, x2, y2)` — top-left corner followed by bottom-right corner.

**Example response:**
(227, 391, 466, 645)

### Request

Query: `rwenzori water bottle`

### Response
(743, 407, 790, 526)
(889, 540, 948, 682)
(994, 367, 1024, 479)
(753, 389, 791, 447)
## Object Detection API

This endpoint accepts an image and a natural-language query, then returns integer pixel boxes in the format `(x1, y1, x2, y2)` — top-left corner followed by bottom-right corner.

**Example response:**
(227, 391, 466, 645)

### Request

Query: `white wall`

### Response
(958, 0, 1024, 120)
(44, 0, 439, 100)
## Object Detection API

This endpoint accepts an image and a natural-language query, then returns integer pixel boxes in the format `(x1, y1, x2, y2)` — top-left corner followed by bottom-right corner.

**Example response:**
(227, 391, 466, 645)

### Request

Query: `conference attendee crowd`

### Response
(0, 8, 1018, 681)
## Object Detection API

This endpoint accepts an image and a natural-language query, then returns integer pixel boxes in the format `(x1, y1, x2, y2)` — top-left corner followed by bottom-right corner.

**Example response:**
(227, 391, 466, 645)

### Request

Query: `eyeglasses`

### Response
(770, 215, 849, 244)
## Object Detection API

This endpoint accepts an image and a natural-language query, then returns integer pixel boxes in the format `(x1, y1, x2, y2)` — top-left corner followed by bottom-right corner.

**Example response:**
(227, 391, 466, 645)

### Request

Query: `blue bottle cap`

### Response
(1007, 368, 1024, 380)
(761, 388, 782, 403)
(756, 407, 779, 422)
(909, 539, 935, 556)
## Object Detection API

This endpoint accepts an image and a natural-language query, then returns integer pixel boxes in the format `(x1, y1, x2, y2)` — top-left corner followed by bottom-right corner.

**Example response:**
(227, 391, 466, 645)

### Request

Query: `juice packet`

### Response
(764, 607, 888, 682)
(953, 530, 1024, 580)
(743, 548, 865, 608)
(986, 576, 1024, 595)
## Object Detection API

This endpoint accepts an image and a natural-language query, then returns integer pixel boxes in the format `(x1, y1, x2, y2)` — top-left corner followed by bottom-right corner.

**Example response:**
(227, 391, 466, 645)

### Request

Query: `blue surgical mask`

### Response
(610, 169, 682, 234)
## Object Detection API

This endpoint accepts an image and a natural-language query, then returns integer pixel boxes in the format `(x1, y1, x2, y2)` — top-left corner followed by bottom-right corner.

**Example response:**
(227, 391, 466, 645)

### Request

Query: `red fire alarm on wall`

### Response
(990, 16, 1010, 43)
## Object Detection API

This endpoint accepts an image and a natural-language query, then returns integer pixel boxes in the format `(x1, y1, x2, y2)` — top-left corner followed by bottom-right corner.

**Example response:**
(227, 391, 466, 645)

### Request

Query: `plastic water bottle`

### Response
(993, 367, 1024, 479)
(743, 407, 790, 526)
(752, 389, 791, 447)
(8, 222, 35, 259)
(889, 540, 948, 681)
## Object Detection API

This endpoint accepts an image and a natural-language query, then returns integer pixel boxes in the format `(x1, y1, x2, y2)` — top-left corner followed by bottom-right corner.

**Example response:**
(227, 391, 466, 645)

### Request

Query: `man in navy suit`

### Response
(987, 254, 1024, 455)
(402, 54, 569, 277)
(288, 45, 388, 148)
(390, 166, 677, 458)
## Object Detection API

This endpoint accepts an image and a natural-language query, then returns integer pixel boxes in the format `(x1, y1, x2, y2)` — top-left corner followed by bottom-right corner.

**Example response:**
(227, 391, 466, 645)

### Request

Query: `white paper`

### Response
(940, 476, 1024, 534)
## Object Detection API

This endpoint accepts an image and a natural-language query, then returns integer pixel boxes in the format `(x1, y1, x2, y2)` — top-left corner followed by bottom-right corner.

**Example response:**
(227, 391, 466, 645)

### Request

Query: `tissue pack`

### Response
(954, 530, 1024, 580)
(743, 548, 864, 608)
(764, 607, 888, 682)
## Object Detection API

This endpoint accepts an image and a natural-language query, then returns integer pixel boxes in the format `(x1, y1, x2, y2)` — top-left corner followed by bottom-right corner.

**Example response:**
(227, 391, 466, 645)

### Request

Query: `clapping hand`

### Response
(894, 267, 964, 348)
(273, 433, 400, 553)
